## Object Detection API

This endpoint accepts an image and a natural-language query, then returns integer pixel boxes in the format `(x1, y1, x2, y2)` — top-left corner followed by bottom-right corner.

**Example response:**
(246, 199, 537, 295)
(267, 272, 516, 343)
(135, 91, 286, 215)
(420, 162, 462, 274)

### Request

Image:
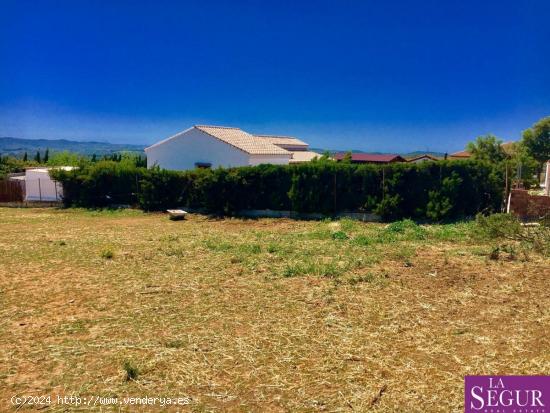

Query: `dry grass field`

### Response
(0, 207, 549, 412)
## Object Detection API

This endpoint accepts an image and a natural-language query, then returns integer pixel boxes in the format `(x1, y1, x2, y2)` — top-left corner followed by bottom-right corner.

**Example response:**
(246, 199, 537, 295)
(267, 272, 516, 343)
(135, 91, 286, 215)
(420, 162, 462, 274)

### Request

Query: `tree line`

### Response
(0, 150, 146, 178)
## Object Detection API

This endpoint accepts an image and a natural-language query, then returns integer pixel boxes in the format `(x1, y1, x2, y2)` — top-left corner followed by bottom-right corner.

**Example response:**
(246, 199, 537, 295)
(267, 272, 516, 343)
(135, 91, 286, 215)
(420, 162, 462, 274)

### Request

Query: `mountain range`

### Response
(0, 137, 446, 158)
(0, 137, 146, 156)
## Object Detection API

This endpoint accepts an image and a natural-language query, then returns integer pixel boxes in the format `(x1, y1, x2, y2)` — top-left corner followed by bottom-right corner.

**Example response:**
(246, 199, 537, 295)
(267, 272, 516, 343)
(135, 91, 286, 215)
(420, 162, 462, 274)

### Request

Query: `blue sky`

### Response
(1, 0, 549, 152)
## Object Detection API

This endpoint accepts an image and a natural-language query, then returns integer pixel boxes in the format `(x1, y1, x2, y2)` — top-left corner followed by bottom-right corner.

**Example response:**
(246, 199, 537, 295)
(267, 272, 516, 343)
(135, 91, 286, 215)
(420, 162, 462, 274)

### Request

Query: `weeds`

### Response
(123, 360, 139, 381)
(475, 213, 522, 239)
(331, 230, 349, 240)
(383, 219, 427, 241)
(475, 213, 550, 257)
(283, 260, 344, 278)
(347, 273, 376, 285)
(204, 239, 233, 252)
(100, 248, 114, 259)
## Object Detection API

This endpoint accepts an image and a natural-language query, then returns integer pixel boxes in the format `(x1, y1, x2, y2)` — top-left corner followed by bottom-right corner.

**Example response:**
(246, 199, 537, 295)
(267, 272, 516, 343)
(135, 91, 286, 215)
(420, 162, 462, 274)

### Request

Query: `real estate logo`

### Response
(465, 376, 549, 413)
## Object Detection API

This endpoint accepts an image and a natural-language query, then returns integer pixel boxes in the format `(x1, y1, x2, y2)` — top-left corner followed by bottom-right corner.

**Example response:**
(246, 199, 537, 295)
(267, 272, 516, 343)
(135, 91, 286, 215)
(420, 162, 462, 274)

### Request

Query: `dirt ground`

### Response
(0, 208, 548, 412)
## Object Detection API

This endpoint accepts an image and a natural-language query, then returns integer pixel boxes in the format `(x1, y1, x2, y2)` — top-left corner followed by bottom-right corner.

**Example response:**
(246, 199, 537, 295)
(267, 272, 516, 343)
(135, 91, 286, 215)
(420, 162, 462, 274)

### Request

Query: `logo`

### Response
(465, 376, 549, 412)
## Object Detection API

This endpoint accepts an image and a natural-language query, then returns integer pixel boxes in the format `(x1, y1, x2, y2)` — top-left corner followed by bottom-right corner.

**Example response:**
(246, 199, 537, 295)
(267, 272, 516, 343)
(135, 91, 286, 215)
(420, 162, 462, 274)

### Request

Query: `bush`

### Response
(475, 213, 522, 239)
(53, 160, 504, 222)
(52, 160, 143, 207)
(122, 360, 139, 381)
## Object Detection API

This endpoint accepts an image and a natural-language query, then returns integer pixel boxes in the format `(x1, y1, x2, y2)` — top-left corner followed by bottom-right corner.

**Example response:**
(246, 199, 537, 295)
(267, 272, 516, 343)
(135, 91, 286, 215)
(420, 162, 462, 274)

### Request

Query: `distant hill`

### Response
(401, 150, 447, 159)
(2, 137, 447, 159)
(311, 148, 446, 158)
(0, 137, 146, 156)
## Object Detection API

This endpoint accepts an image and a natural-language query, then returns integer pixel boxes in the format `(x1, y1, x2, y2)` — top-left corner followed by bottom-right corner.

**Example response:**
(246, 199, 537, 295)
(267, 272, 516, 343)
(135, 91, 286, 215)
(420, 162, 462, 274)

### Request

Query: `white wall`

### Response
(146, 128, 251, 170)
(25, 169, 63, 201)
(249, 154, 292, 166)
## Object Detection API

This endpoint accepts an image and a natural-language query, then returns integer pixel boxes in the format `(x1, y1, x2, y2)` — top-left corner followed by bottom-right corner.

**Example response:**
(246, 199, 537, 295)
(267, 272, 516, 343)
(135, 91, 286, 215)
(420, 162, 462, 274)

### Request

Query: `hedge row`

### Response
(52, 159, 504, 221)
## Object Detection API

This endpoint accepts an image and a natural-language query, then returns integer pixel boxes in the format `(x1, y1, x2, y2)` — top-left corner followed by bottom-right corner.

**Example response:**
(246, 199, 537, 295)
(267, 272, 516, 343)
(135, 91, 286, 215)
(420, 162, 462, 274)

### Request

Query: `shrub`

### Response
(475, 213, 522, 239)
(123, 360, 139, 381)
(383, 219, 427, 241)
(331, 230, 349, 240)
(100, 248, 114, 259)
(53, 160, 504, 222)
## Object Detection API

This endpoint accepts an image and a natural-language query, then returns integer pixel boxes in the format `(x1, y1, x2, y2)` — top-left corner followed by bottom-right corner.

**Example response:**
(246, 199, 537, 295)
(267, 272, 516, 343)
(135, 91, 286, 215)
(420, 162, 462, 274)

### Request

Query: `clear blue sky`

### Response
(1, 0, 549, 152)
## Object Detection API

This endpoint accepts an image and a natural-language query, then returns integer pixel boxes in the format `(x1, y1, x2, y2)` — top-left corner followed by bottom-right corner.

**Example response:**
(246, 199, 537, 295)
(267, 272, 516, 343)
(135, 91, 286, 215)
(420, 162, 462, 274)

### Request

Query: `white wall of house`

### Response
(249, 154, 292, 166)
(146, 128, 251, 170)
(146, 128, 292, 170)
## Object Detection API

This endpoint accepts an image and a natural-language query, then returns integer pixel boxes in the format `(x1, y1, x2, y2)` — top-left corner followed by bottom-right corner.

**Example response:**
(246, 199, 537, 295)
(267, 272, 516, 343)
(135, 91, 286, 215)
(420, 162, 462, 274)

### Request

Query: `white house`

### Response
(145, 125, 319, 170)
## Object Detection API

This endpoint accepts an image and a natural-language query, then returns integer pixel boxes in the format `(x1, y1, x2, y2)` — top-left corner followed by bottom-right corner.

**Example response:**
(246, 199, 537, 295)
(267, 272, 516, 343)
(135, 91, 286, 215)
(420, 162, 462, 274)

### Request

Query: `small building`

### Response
(407, 154, 439, 163)
(333, 153, 406, 164)
(8, 167, 74, 202)
(145, 125, 319, 170)
(449, 150, 471, 160)
(253, 135, 320, 164)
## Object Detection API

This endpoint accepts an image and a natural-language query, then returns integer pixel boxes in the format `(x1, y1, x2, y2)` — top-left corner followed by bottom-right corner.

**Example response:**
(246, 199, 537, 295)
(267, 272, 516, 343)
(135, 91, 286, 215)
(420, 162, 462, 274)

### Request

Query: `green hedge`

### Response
(52, 160, 504, 221)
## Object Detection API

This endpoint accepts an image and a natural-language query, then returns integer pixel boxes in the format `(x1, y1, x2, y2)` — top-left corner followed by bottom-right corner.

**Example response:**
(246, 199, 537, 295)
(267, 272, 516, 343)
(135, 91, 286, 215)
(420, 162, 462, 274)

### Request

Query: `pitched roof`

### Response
(407, 154, 440, 162)
(146, 125, 292, 156)
(195, 126, 291, 155)
(449, 150, 471, 158)
(254, 135, 309, 149)
(289, 151, 321, 163)
(334, 153, 406, 163)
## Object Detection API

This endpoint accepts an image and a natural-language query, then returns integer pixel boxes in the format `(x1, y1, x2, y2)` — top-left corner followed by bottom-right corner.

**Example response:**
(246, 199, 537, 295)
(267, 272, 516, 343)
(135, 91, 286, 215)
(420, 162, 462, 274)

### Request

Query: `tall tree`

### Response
(23, 152, 28, 162)
(34, 151, 41, 163)
(466, 134, 506, 163)
(44, 149, 49, 163)
(522, 117, 550, 179)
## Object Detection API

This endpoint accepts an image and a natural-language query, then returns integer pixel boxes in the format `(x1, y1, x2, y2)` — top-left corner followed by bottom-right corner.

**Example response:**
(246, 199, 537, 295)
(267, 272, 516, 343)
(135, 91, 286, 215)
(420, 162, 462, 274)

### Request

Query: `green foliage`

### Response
(474, 213, 550, 257)
(122, 360, 139, 381)
(501, 142, 539, 188)
(426, 172, 462, 221)
(522, 116, 550, 164)
(466, 135, 506, 163)
(0, 155, 34, 178)
(341, 151, 353, 163)
(100, 247, 114, 259)
(47, 151, 84, 166)
(51, 160, 143, 207)
(474, 213, 522, 239)
(53, 160, 504, 222)
(383, 219, 426, 240)
(331, 230, 349, 240)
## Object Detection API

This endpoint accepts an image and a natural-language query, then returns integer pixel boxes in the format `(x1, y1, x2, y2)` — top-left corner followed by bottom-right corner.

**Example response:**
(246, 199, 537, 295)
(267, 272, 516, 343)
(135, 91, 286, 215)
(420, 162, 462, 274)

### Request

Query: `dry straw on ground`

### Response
(0, 208, 548, 412)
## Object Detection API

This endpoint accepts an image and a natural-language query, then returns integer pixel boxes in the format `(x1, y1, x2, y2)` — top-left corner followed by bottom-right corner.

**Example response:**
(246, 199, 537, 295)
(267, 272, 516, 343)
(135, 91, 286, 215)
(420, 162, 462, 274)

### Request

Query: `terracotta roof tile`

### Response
(449, 150, 471, 158)
(254, 135, 309, 149)
(194, 126, 291, 156)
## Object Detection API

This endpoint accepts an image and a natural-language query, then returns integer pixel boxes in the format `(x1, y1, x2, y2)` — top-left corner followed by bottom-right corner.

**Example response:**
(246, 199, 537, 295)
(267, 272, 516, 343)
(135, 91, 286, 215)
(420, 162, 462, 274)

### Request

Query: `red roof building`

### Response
(449, 150, 471, 159)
